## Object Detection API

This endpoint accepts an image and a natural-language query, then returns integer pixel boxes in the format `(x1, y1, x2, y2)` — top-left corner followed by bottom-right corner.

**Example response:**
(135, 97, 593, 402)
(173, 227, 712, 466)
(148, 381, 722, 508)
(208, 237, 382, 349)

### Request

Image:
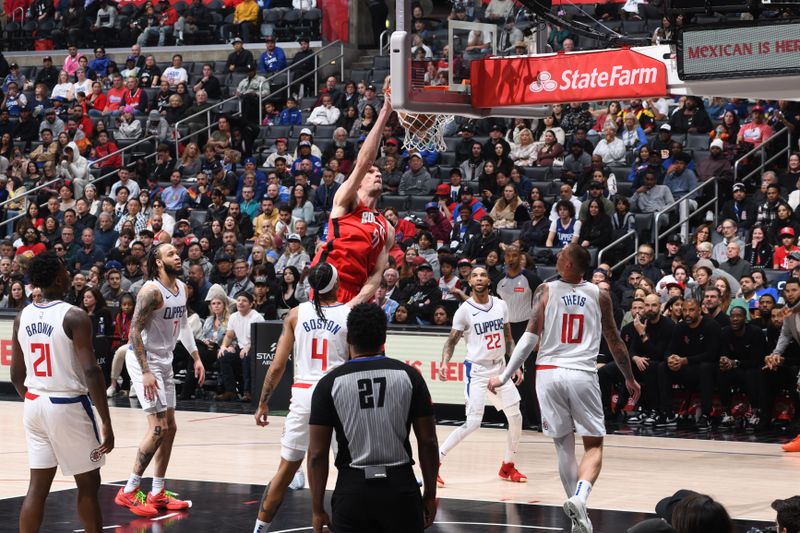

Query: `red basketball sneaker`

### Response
(782, 435, 800, 453)
(147, 489, 192, 510)
(114, 487, 159, 517)
(498, 462, 527, 483)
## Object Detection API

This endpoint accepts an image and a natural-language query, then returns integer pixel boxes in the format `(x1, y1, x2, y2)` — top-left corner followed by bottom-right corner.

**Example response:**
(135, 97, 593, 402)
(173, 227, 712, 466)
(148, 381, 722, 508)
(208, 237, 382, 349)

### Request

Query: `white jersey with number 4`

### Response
(18, 301, 86, 395)
(293, 302, 350, 382)
(538, 280, 602, 372)
(452, 296, 508, 364)
(141, 279, 187, 362)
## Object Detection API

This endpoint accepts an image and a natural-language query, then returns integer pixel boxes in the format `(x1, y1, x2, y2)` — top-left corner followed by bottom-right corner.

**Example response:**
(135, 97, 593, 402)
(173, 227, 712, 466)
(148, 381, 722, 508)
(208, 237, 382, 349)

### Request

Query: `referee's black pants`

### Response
(510, 321, 540, 428)
(332, 466, 424, 533)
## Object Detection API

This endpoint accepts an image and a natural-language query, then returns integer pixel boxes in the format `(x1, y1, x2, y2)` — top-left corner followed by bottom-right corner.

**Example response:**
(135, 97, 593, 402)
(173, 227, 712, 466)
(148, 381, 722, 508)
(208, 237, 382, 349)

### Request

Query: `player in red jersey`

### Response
(311, 97, 396, 304)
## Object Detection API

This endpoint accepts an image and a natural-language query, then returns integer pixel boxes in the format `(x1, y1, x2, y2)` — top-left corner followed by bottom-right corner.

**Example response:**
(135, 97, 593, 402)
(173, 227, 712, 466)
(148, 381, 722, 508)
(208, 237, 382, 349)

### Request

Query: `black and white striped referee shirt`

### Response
(496, 269, 542, 324)
(309, 355, 433, 470)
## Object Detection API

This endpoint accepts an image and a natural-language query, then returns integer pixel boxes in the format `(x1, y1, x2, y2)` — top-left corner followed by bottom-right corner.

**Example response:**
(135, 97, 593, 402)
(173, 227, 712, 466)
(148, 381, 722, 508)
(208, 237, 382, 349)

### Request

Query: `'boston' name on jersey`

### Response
(301, 318, 343, 335)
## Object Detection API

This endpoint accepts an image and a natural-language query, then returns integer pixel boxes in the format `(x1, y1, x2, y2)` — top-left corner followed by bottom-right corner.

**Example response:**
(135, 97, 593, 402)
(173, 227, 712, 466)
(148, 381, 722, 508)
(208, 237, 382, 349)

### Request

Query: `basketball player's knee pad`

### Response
(463, 415, 482, 434)
(503, 404, 522, 422)
(281, 446, 305, 462)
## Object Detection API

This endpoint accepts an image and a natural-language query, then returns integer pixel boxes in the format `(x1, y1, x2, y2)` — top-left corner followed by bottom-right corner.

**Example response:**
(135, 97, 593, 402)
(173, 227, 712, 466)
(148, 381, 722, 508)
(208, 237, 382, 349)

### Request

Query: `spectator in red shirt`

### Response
(87, 81, 108, 118)
(16, 227, 47, 256)
(738, 105, 774, 148)
(93, 131, 122, 170)
(102, 74, 126, 116)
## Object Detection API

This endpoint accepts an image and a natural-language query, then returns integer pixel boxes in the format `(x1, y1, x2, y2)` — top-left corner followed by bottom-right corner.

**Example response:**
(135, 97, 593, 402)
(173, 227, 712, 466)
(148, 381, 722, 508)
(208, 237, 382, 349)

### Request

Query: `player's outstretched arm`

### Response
(66, 307, 114, 455)
(349, 224, 396, 306)
(599, 289, 641, 402)
(493, 284, 548, 388)
(10, 312, 27, 398)
(439, 329, 463, 381)
(255, 307, 297, 426)
(129, 285, 162, 400)
(330, 101, 393, 214)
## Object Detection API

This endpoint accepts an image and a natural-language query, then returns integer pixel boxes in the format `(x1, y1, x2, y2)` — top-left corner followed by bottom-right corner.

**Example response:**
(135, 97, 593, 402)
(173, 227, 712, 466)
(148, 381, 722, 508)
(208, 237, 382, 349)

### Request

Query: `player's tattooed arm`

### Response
(599, 289, 634, 380)
(258, 309, 296, 406)
(129, 286, 161, 373)
(439, 329, 463, 381)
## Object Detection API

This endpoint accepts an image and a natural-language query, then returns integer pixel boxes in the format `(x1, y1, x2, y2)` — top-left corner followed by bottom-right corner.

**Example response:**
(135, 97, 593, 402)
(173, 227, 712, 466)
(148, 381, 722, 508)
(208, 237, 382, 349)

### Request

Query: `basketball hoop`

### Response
(386, 80, 454, 152)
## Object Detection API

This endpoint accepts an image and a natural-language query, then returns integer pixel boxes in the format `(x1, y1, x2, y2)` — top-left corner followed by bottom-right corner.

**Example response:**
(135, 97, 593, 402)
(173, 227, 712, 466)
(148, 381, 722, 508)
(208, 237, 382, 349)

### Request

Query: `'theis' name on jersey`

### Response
(561, 294, 587, 307)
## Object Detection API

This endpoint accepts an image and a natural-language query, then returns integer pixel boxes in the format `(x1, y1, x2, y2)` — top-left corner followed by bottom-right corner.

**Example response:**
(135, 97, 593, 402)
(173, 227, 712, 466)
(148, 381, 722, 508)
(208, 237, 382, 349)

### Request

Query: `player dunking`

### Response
(115, 243, 206, 517)
(490, 244, 640, 533)
(438, 266, 526, 487)
(252, 263, 350, 533)
(310, 96, 395, 305)
(11, 250, 114, 533)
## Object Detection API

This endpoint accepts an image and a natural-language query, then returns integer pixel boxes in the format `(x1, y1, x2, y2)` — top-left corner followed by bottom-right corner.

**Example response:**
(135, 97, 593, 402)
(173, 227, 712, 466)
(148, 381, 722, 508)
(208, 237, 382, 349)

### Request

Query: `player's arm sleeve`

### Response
(179, 313, 199, 355)
(499, 331, 538, 384)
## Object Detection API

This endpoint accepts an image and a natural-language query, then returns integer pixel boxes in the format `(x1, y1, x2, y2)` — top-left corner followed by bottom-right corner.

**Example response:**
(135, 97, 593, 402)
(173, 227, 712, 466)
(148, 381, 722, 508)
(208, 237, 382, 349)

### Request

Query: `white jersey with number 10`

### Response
(537, 280, 602, 372)
(452, 296, 509, 364)
(293, 302, 350, 382)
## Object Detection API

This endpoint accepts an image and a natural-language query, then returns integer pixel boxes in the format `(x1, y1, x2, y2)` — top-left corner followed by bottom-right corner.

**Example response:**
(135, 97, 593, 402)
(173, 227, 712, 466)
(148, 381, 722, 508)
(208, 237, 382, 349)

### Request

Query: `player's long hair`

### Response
(146, 243, 164, 281)
(308, 263, 337, 322)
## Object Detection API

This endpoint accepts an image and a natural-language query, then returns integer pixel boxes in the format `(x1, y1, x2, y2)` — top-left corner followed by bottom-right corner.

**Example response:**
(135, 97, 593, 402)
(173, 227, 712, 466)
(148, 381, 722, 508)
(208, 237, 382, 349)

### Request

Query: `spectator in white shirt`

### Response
(307, 95, 341, 126)
(162, 54, 188, 87)
(593, 124, 627, 165)
(216, 292, 266, 401)
(50, 70, 75, 102)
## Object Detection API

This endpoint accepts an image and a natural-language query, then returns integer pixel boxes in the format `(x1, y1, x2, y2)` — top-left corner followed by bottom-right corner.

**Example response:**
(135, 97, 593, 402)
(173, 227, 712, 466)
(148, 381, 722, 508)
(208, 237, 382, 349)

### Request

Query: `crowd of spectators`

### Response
(3, 6, 800, 434)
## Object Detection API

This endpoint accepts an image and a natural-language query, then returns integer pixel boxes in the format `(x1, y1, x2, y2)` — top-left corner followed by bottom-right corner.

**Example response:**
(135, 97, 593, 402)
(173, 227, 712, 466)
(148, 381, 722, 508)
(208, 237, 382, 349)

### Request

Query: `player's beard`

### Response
(163, 262, 180, 278)
(472, 284, 488, 295)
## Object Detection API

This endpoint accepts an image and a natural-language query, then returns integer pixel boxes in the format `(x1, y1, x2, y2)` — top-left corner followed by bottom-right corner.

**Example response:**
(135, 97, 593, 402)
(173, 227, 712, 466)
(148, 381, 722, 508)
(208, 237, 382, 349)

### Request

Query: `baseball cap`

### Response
(457, 258, 472, 267)
(243, 156, 256, 165)
(42, 55, 52, 62)
(275, 137, 287, 144)
(665, 281, 685, 291)
(254, 276, 269, 285)
(9, 62, 18, 69)
(655, 489, 699, 523)
(287, 233, 301, 242)
(408, 152, 422, 160)
(148, 110, 161, 120)
(126, 55, 137, 62)
(299, 127, 313, 136)
(416, 261, 433, 271)
(782, 227, 796, 237)
(489, 123, 505, 133)
(435, 183, 451, 196)
(105, 260, 123, 271)
(460, 186, 473, 196)
(751, 105, 764, 113)
(789, 251, 800, 261)
(216, 254, 234, 263)
(659, 124, 671, 132)
(710, 138, 724, 150)
(177, 218, 191, 226)
(666, 234, 682, 245)
(592, 268, 608, 280)
(232, 37, 243, 44)
(385, 138, 399, 146)
(460, 124, 475, 133)
(366, 84, 376, 91)
(424, 201, 438, 211)
(298, 140, 312, 147)
(732, 182, 746, 193)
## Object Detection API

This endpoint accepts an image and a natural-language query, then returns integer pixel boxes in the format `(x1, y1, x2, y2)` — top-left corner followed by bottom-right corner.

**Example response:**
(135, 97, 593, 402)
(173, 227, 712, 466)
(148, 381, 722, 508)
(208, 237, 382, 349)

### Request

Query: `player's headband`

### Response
(320, 265, 338, 294)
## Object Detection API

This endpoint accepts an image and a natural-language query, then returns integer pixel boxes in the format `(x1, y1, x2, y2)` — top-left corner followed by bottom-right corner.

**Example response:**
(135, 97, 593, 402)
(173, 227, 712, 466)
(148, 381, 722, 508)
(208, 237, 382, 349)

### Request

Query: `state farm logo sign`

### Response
(471, 49, 668, 108)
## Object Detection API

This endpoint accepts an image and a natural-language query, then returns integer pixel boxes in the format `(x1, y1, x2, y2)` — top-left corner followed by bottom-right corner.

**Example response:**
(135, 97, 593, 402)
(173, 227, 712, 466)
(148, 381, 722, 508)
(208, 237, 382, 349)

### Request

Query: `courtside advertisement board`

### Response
(678, 19, 800, 80)
(0, 318, 15, 384)
(470, 49, 668, 108)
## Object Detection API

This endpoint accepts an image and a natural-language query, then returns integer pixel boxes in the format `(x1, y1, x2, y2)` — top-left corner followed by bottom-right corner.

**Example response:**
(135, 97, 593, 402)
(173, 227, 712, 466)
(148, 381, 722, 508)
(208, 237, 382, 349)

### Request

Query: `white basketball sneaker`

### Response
(564, 496, 592, 533)
(288, 470, 305, 490)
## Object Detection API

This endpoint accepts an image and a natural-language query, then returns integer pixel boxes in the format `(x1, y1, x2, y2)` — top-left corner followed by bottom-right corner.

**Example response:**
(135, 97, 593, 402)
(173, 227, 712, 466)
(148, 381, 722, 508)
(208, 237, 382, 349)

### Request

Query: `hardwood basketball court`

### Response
(0, 399, 790, 531)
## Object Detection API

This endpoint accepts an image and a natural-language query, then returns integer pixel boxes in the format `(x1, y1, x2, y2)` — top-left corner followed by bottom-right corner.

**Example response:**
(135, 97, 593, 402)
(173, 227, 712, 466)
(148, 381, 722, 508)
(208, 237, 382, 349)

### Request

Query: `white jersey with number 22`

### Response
(537, 280, 602, 372)
(452, 296, 508, 364)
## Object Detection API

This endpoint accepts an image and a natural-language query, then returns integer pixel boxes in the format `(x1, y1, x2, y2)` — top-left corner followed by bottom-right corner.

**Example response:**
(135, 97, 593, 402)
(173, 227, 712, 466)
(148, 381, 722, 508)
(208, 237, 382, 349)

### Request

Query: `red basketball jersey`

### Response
(312, 203, 389, 293)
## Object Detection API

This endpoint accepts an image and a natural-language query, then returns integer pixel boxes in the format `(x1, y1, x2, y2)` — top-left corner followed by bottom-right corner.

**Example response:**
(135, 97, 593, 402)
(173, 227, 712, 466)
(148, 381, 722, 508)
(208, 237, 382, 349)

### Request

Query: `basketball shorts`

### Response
(280, 382, 317, 461)
(126, 350, 176, 414)
(464, 359, 520, 418)
(23, 391, 105, 476)
(536, 366, 605, 438)
(337, 281, 361, 304)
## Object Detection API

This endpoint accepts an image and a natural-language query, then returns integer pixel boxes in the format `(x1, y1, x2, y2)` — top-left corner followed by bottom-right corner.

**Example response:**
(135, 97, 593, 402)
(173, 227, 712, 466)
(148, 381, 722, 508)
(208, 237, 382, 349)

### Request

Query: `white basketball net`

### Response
(398, 112, 454, 153)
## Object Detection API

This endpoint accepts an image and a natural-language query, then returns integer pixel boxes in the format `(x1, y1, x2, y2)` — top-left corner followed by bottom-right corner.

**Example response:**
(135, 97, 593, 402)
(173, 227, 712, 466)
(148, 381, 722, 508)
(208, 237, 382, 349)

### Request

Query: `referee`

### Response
(308, 303, 439, 533)
(496, 244, 542, 428)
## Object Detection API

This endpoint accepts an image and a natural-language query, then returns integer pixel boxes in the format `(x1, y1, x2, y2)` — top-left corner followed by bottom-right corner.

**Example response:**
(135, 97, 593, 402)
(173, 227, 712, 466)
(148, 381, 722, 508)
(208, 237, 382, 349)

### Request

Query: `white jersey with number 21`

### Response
(452, 296, 508, 364)
(537, 280, 602, 372)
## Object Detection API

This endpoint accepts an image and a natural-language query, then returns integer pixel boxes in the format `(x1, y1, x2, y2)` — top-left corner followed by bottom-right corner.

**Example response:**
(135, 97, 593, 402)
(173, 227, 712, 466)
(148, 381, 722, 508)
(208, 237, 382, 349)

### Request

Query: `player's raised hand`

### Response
(194, 358, 206, 387)
(487, 376, 502, 392)
(142, 371, 159, 401)
(625, 378, 641, 404)
(255, 403, 270, 427)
